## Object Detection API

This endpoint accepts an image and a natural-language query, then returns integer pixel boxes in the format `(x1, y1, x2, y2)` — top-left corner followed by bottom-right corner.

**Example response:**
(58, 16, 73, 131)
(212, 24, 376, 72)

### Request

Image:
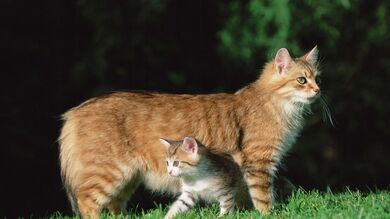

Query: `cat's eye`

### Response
(166, 161, 169, 166)
(315, 76, 322, 85)
(173, 161, 179, 167)
(296, 77, 307, 84)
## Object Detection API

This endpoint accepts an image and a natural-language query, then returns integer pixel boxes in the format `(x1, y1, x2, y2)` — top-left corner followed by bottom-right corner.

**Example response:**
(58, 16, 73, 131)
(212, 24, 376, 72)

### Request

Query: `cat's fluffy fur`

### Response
(59, 47, 320, 218)
(161, 137, 241, 219)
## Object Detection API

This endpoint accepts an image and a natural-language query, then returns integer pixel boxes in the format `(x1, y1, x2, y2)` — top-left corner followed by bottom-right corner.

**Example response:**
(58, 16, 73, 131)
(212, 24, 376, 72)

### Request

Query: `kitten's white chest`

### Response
(182, 177, 219, 202)
(183, 178, 211, 192)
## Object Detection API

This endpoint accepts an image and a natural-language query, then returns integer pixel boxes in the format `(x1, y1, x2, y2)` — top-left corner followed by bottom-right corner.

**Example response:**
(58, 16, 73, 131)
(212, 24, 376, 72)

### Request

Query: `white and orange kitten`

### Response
(160, 137, 241, 219)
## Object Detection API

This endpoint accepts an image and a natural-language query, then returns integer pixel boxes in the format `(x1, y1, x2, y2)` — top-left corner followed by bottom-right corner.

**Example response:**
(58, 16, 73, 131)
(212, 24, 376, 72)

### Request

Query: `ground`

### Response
(49, 189, 390, 219)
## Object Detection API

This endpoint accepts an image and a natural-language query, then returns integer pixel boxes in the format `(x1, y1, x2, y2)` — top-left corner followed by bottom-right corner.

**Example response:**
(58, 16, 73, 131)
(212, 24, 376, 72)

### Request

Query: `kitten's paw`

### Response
(258, 208, 271, 215)
(164, 214, 173, 219)
(218, 211, 227, 217)
(164, 212, 177, 219)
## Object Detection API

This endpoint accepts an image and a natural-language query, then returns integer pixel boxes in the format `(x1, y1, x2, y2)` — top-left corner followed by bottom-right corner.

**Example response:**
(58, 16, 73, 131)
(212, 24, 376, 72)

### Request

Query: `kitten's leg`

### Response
(243, 155, 275, 214)
(218, 190, 235, 217)
(234, 179, 252, 209)
(164, 191, 196, 219)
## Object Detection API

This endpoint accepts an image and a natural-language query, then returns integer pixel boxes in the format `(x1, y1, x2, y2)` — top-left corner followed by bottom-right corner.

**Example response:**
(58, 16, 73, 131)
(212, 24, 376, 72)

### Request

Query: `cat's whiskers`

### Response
(319, 96, 335, 127)
(301, 103, 313, 116)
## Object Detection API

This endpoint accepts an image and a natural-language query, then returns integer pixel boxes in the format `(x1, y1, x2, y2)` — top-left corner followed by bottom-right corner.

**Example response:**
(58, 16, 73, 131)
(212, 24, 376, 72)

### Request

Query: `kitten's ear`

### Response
(182, 137, 198, 155)
(301, 46, 318, 65)
(159, 137, 172, 149)
(274, 48, 292, 74)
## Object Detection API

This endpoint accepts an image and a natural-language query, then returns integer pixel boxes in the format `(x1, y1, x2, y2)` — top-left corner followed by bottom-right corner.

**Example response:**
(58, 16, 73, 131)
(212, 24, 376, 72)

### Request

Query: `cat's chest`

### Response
(274, 105, 304, 162)
(281, 104, 304, 143)
(276, 116, 303, 162)
(280, 128, 299, 150)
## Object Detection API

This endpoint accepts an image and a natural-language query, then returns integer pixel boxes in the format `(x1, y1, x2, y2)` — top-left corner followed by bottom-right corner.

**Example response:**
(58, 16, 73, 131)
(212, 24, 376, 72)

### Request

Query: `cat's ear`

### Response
(301, 46, 318, 65)
(274, 48, 292, 74)
(159, 137, 172, 149)
(182, 137, 198, 155)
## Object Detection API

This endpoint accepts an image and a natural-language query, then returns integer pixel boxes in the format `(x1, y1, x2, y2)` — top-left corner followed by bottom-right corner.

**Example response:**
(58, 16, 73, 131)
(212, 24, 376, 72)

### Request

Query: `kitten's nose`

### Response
(313, 88, 320, 94)
(169, 170, 172, 175)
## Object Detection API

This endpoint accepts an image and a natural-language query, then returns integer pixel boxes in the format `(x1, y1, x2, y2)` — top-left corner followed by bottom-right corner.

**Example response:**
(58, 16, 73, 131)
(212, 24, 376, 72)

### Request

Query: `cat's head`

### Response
(262, 46, 321, 105)
(159, 136, 201, 177)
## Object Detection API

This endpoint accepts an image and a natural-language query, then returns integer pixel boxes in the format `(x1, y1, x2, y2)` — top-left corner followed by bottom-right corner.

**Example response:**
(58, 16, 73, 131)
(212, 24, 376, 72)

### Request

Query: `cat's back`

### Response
(62, 91, 238, 146)
(60, 91, 240, 166)
(66, 92, 187, 115)
(65, 91, 235, 118)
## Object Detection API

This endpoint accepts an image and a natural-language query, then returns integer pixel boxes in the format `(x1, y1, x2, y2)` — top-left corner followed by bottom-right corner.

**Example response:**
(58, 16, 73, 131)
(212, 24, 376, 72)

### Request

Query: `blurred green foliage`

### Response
(219, 0, 291, 63)
(73, 0, 390, 189)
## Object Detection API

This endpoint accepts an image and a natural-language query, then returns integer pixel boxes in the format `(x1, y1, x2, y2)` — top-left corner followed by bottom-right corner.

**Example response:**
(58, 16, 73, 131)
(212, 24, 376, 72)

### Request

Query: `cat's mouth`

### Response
(301, 91, 321, 104)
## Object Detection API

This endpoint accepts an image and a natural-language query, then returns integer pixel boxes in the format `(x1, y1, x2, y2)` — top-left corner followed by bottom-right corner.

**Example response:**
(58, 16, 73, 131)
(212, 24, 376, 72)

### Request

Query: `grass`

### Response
(49, 189, 390, 219)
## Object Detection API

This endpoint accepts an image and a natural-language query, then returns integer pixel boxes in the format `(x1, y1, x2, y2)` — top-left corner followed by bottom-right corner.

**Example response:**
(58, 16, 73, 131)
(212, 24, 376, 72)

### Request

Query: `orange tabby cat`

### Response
(59, 47, 320, 218)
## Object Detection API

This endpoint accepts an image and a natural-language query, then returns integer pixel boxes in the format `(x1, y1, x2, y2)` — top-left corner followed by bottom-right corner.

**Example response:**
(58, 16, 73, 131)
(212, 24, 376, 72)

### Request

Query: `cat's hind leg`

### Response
(105, 172, 142, 214)
(76, 162, 139, 219)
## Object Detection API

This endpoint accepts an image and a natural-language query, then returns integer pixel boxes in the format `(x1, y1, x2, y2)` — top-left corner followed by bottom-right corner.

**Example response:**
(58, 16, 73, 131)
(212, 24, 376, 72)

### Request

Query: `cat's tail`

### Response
(63, 177, 80, 215)
(58, 112, 80, 215)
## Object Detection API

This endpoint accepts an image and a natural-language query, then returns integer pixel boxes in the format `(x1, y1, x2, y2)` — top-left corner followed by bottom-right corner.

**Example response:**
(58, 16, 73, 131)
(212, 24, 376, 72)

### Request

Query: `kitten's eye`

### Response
(296, 77, 307, 84)
(173, 161, 179, 167)
(315, 76, 322, 85)
(166, 161, 169, 166)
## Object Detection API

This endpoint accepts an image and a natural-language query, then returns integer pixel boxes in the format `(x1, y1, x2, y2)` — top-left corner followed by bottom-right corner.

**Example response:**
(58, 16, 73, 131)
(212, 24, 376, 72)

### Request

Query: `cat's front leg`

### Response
(164, 191, 196, 219)
(243, 157, 275, 214)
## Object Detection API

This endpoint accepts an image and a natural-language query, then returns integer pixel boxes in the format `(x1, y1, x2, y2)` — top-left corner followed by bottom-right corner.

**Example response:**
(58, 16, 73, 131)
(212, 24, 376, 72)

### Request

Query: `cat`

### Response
(161, 137, 241, 219)
(59, 46, 321, 218)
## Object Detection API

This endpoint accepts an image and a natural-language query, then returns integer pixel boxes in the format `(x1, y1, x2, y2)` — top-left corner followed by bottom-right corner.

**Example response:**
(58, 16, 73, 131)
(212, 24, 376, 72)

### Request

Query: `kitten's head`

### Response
(160, 137, 201, 177)
(262, 46, 321, 105)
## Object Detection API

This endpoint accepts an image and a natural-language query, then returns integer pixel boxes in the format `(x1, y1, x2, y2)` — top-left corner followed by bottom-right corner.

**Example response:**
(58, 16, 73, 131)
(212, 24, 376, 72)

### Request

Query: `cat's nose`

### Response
(313, 88, 320, 94)
(168, 170, 173, 175)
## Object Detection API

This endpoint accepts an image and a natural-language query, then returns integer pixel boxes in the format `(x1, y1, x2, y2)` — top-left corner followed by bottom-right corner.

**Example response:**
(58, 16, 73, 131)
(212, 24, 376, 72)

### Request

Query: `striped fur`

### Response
(58, 47, 320, 218)
(162, 137, 241, 218)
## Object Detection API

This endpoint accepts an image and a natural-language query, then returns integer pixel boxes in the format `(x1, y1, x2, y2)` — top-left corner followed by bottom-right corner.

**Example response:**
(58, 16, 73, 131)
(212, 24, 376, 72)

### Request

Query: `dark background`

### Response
(1, 0, 390, 217)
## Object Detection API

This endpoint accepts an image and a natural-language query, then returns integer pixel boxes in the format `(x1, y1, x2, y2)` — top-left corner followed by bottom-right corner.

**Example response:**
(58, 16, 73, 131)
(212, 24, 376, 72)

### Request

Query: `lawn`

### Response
(49, 189, 390, 219)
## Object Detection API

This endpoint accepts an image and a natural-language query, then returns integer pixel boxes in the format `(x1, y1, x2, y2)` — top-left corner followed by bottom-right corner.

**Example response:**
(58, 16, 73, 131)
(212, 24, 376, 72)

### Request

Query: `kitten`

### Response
(59, 47, 321, 218)
(160, 137, 241, 219)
